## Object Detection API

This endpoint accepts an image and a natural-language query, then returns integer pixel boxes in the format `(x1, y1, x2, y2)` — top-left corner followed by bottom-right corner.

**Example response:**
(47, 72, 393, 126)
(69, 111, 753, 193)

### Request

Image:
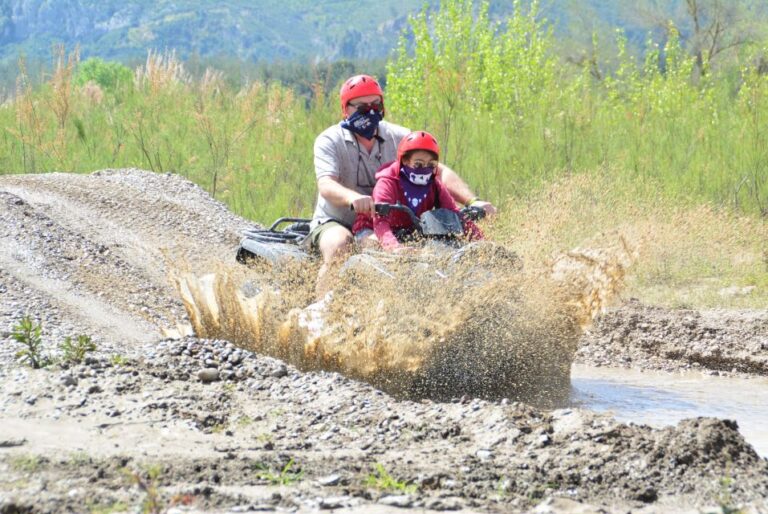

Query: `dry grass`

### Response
(134, 50, 189, 94)
(491, 172, 768, 309)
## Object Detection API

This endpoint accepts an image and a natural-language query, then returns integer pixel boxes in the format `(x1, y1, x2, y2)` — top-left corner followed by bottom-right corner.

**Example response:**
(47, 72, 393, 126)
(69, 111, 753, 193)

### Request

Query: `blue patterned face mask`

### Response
(399, 165, 434, 211)
(340, 108, 383, 140)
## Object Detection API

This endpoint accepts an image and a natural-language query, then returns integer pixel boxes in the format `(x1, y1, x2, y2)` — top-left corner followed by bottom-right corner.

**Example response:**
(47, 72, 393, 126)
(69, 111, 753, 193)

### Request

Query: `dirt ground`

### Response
(1, 169, 767, 513)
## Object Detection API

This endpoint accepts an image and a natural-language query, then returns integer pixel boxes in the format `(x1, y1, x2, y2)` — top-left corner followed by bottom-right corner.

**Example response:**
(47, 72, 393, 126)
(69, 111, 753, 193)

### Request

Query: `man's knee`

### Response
(318, 225, 353, 263)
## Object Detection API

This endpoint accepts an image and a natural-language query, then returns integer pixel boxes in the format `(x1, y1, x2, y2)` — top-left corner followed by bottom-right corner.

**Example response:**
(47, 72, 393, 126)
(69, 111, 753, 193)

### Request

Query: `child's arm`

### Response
(351, 213, 373, 235)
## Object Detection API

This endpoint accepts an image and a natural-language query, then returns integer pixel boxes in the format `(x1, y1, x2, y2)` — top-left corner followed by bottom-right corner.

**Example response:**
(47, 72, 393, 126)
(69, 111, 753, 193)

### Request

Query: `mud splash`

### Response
(177, 237, 634, 405)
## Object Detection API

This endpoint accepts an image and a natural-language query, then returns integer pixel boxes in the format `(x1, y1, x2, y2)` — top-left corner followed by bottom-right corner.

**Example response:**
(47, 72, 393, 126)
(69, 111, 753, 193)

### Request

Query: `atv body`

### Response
(235, 204, 486, 267)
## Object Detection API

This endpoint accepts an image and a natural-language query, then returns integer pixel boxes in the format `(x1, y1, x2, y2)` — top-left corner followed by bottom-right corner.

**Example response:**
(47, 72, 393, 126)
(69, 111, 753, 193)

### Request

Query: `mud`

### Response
(1, 169, 767, 513)
(578, 300, 768, 376)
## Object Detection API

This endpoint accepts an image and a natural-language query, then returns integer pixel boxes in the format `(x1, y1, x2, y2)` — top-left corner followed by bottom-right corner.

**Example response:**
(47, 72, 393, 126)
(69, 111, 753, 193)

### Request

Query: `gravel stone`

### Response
(197, 368, 220, 383)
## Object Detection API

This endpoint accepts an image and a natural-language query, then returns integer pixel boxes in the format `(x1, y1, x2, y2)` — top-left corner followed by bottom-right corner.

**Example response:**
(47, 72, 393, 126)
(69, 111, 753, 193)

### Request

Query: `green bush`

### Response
(59, 334, 97, 364)
(11, 315, 51, 369)
(75, 57, 133, 92)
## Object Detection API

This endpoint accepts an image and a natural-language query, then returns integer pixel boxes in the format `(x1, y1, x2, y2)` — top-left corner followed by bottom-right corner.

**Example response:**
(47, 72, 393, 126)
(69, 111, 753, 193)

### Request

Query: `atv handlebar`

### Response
(461, 205, 486, 222)
(351, 202, 486, 222)
(268, 217, 313, 232)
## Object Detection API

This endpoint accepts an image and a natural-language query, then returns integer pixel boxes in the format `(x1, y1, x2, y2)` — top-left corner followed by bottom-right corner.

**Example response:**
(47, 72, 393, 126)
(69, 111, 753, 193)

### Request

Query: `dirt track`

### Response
(1, 169, 767, 513)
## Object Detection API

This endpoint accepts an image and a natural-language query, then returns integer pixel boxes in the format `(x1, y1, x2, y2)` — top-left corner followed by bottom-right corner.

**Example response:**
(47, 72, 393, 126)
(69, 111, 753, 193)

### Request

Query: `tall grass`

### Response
(0, 0, 767, 225)
(0, 49, 335, 222)
(386, 1, 768, 216)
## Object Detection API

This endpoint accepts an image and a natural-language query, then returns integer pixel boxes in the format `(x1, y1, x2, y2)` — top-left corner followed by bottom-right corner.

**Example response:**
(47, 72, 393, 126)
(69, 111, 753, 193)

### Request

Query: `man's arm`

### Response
(318, 176, 375, 216)
(439, 164, 498, 216)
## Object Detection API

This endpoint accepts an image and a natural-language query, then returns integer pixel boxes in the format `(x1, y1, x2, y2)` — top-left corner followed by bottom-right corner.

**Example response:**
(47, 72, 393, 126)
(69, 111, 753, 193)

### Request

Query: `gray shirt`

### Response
(312, 120, 410, 229)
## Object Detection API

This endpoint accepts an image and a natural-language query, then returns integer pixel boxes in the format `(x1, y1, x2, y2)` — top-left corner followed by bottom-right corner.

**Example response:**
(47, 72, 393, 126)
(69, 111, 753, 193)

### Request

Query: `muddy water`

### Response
(572, 364, 768, 457)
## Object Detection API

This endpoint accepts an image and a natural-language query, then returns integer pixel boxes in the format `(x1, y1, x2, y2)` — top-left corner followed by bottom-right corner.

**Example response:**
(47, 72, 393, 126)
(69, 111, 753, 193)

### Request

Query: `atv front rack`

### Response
(236, 217, 312, 264)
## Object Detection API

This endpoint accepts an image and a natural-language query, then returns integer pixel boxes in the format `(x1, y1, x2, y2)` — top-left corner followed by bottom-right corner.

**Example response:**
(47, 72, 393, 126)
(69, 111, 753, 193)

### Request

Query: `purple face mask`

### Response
(399, 165, 434, 212)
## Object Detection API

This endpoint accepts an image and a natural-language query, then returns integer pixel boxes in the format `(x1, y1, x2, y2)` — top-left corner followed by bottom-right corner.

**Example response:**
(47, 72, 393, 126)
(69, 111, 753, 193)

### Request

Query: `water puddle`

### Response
(571, 364, 768, 457)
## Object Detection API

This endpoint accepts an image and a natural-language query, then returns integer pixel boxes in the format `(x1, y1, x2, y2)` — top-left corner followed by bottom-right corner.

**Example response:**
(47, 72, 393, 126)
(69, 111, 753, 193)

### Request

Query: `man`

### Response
(309, 74, 496, 291)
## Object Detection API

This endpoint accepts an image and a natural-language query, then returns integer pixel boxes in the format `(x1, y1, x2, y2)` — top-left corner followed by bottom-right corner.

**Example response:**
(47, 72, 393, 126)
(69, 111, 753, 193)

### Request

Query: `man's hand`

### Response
(350, 194, 375, 216)
(471, 200, 497, 217)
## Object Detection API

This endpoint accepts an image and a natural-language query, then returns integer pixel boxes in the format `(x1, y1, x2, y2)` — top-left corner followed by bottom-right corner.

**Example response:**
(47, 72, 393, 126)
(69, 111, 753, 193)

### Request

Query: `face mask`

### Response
(401, 165, 434, 185)
(399, 165, 434, 212)
(340, 108, 383, 140)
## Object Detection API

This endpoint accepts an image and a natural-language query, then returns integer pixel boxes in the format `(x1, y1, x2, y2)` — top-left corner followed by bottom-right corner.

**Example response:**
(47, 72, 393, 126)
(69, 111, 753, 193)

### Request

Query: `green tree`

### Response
(75, 58, 133, 91)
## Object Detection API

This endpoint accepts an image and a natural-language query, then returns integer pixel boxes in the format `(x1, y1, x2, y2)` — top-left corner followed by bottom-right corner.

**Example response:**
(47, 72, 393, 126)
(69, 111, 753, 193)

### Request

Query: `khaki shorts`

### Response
(307, 220, 351, 251)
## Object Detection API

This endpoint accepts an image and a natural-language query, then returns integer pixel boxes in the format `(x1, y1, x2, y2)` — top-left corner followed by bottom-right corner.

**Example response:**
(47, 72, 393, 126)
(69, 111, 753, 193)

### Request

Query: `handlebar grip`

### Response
(461, 205, 486, 221)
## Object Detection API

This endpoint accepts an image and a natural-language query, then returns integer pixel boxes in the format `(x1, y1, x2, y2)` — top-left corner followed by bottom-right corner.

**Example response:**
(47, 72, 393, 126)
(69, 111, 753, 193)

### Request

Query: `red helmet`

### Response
(340, 74, 384, 117)
(397, 131, 440, 165)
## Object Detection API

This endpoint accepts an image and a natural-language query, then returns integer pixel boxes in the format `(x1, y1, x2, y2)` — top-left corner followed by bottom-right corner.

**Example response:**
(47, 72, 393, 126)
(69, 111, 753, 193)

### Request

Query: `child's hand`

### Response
(470, 199, 497, 217)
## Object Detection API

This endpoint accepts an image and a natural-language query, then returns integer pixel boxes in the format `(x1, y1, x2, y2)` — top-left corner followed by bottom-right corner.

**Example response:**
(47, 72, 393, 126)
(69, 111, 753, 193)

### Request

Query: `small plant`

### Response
(60, 334, 96, 363)
(718, 468, 744, 514)
(256, 432, 273, 444)
(236, 415, 254, 427)
(10, 454, 43, 473)
(124, 464, 164, 514)
(364, 463, 417, 494)
(254, 458, 303, 485)
(110, 354, 128, 366)
(69, 451, 92, 466)
(87, 500, 130, 514)
(11, 315, 51, 369)
(209, 423, 226, 434)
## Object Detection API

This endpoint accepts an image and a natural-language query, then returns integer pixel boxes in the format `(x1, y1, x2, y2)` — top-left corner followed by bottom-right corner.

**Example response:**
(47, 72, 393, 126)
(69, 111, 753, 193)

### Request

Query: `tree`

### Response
(74, 57, 133, 91)
(630, 0, 763, 76)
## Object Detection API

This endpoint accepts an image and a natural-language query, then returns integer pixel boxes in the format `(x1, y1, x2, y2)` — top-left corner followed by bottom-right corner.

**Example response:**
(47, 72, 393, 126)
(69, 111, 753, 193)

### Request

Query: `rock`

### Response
(427, 497, 462, 510)
(379, 495, 413, 508)
(0, 438, 27, 448)
(320, 496, 351, 509)
(476, 449, 494, 461)
(530, 498, 603, 513)
(87, 384, 103, 394)
(60, 373, 77, 387)
(634, 486, 658, 503)
(198, 368, 220, 383)
(229, 351, 243, 364)
(271, 365, 288, 378)
(318, 474, 341, 486)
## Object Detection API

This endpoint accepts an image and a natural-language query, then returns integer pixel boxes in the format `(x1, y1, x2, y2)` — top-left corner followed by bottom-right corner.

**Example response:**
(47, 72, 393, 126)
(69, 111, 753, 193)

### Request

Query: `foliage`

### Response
(253, 458, 303, 485)
(11, 315, 51, 369)
(110, 354, 129, 366)
(59, 334, 97, 364)
(10, 454, 43, 473)
(0, 1, 767, 226)
(75, 58, 133, 92)
(124, 464, 164, 514)
(365, 463, 417, 493)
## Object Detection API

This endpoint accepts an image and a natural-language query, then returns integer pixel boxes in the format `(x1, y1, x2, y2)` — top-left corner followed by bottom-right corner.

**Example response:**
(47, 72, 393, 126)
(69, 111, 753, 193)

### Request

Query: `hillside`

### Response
(0, 0, 427, 63)
(4, 0, 765, 66)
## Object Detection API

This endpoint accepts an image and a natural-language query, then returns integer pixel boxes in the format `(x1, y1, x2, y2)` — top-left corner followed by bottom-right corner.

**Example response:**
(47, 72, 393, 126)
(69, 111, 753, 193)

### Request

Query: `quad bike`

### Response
(235, 203, 490, 267)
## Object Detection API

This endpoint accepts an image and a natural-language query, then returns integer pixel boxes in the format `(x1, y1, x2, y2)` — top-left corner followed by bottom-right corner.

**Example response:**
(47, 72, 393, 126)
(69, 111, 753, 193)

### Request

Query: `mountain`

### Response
(0, 0, 429, 63)
(0, 1, 765, 66)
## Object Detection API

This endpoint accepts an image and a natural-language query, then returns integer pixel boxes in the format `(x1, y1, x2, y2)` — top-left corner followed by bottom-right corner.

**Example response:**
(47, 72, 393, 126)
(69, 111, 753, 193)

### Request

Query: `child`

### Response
(352, 131, 483, 251)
